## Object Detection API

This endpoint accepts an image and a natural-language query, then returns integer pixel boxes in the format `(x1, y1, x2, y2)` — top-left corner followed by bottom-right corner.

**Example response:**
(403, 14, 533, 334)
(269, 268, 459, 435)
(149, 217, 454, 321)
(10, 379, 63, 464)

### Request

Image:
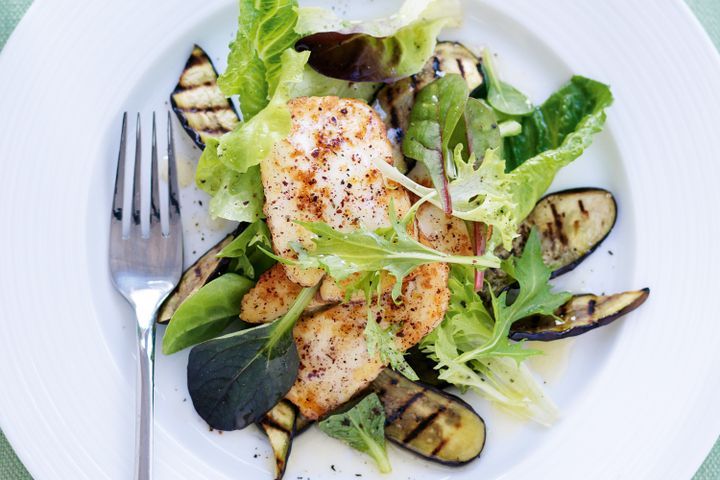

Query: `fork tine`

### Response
(111, 112, 128, 224)
(150, 112, 160, 225)
(167, 111, 181, 231)
(132, 113, 143, 227)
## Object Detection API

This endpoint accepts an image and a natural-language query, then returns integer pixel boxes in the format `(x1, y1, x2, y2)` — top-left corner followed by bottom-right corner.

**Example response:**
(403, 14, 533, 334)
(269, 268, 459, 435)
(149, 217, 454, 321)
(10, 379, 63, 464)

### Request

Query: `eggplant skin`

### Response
(372, 370, 486, 466)
(510, 288, 650, 341)
(156, 231, 237, 324)
(171, 45, 240, 149)
(258, 400, 297, 480)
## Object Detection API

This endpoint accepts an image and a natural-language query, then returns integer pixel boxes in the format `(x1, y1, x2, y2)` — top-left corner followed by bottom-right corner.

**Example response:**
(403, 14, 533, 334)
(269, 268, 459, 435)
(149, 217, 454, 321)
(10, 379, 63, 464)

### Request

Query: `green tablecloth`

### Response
(1, 0, 719, 478)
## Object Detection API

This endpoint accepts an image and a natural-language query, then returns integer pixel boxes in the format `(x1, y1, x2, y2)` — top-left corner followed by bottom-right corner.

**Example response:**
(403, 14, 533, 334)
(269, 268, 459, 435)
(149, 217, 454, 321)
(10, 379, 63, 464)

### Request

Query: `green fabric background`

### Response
(0, 0, 719, 478)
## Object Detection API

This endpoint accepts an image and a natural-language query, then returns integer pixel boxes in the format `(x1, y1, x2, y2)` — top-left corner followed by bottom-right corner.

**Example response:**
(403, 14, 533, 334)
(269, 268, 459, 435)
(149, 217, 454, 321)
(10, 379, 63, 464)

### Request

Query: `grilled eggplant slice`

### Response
(171, 45, 240, 149)
(294, 411, 313, 435)
(373, 42, 484, 171)
(372, 370, 486, 466)
(510, 289, 650, 341)
(258, 400, 297, 480)
(157, 233, 235, 324)
(485, 188, 618, 292)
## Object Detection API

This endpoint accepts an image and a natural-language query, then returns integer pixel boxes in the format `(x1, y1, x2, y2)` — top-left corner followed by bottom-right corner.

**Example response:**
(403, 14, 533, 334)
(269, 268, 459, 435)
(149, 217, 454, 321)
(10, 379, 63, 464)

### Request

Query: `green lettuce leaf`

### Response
(162, 273, 254, 355)
(216, 220, 276, 280)
(421, 230, 570, 425)
(195, 138, 264, 222)
(295, 0, 461, 83)
(296, 0, 460, 37)
(403, 74, 469, 213)
(217, 49, 309, 174)
(218, 0, 300, 120)
(374, 76, 612, 248)
(505, 76, 613, 170)
(291, 66, 380, 101)
(318, 393, 391, 473)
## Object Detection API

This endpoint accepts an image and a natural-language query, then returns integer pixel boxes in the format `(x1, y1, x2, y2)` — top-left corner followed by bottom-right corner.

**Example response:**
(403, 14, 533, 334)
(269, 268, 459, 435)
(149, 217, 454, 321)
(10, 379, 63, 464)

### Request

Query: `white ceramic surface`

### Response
(1, 0, 719, 478)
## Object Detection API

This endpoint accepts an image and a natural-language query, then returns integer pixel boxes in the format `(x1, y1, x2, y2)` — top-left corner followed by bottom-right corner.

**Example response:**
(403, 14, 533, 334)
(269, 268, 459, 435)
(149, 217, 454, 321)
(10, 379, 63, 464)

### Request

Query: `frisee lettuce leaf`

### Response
(421, 230, 570, 425)
(318, 393, 392, 473)
(365, 312, 419, 381)
(403, 74, 469, 213)
(349, 271, 419, 380)
(266, 205, 499, 300)
(374, 76, 612, 248)
(218, 0, 300, 120)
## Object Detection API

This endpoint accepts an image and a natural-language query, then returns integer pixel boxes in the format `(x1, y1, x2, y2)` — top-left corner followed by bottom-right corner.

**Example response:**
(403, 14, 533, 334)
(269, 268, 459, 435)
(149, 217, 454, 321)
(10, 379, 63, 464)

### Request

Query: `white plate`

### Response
(1, 0, 719, 478)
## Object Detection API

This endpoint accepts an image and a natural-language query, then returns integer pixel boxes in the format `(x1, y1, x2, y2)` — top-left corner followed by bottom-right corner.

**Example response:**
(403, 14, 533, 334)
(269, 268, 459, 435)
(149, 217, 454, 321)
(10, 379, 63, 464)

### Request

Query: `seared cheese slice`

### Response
(240, 264, 329, 324)
(261, 96, 411, 286)
(286, 263, 449, 419)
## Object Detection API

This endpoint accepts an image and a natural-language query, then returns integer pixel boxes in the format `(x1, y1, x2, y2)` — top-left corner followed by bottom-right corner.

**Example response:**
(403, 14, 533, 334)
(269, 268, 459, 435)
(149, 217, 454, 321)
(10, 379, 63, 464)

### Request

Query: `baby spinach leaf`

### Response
(318, 393, 391, 473)
(187, 284, 319, 431)
(403, 74, 469, 213)
(482, 48, 533, 116)
(162, 273, 254, 355)
(505, 75, 612, 170)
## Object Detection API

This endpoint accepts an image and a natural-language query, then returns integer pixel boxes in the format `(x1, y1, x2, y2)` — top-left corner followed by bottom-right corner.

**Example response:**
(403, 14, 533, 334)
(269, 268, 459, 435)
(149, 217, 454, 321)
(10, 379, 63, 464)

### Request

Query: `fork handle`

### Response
(135, 318, 156, 480)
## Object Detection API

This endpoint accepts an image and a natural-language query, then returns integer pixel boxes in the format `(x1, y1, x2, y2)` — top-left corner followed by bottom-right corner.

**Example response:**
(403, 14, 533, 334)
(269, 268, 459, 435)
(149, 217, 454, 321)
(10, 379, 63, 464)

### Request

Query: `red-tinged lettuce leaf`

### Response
(294, 2, 459, 83)
(402, 74, 469, 213)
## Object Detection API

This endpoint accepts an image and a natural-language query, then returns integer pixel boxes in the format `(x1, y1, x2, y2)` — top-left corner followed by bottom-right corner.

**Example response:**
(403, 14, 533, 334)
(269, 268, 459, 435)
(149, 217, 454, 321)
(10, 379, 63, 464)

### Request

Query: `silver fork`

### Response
(109, 112, 183, 480)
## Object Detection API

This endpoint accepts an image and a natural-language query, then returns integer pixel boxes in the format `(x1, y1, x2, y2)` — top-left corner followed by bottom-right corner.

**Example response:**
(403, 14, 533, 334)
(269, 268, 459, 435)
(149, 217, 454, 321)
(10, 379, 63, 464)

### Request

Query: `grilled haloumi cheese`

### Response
(416, 203, 473, 255)
(286, 262, 450, 419)
(239, 264, 329, 324)
(261, 96, 412, 286)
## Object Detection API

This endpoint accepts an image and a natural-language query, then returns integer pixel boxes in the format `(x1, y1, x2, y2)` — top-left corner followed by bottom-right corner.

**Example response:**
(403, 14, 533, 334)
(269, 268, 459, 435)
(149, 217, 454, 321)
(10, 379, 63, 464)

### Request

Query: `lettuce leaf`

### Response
(505, 76, 613, 170)
(195, 137, 264, 222)
(421, 230, 570, 425)
(218, 0, 300, 120)
(295, 0, 461, 83)
(216, 49, 309, 174)
(374, 77, 613, 248)
(296, 0, 460, 37)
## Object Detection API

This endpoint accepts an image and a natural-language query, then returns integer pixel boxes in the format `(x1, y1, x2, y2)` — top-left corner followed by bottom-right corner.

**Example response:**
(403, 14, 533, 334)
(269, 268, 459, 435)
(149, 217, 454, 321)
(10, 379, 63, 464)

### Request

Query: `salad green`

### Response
(158, 0, 647, 476)
(482, 48, 534, 116)
(423, 230, 570, 424)
(403, 74, 469, 213)
(186, 284, 319, 430)
(269, 205, 499, 301)
(318, 393, 391, 473)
